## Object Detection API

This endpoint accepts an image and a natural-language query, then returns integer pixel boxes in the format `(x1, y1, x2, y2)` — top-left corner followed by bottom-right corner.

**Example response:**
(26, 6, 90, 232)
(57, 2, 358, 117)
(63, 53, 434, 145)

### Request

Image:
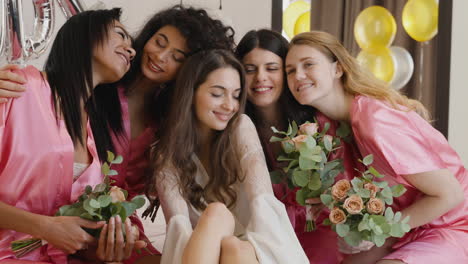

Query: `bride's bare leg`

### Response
(220, 236, 259, 264)
(182, 202, 235, 264)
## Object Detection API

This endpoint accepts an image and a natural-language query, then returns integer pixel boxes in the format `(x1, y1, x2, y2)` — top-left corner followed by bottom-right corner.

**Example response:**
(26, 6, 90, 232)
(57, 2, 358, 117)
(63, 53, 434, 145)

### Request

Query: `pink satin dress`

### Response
(350, 95, 468, 263)
(268, 112, 363, 264)
(0, 66, 103, 263)
(110, 86, 160, 261)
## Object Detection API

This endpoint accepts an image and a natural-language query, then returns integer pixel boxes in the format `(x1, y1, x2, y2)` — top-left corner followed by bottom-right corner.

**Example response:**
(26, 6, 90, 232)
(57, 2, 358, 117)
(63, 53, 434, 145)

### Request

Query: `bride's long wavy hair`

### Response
(147, 49, 247, 211)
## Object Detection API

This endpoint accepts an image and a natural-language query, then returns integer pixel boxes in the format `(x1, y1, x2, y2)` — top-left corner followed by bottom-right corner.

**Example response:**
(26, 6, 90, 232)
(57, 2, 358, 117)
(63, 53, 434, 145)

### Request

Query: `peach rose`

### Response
(343, 194, 364, 215)
(331, 179, 351, 201)
(299, 123, 319, 136)
(366, 198, 384, 215)
(292, 135, 308, 149)
(364, 183, 380, 198)
(329, 207, 347, 224)
(109, 186, 126, 203)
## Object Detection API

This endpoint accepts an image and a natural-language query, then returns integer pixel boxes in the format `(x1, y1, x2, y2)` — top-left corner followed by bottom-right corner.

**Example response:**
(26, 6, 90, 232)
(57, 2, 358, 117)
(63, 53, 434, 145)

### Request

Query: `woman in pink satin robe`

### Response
(235, 29, 363, 263)
(0, 9, 137, 263)
(0, 6, 236, 262)
(285, 30, 468, 264)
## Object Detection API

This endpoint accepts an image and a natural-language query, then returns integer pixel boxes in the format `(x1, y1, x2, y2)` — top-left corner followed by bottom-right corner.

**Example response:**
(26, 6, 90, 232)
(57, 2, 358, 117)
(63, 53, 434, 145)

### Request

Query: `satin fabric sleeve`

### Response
(352, 96, 446, 176)
(156, 166, 191, 264)
(236, 115, 309, 263)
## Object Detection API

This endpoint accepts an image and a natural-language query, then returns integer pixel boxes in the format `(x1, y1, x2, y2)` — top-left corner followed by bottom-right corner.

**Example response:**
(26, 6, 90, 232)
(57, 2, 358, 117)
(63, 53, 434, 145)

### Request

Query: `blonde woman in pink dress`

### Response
(285, 30, 467, 264)
(0, 9, 141, 263)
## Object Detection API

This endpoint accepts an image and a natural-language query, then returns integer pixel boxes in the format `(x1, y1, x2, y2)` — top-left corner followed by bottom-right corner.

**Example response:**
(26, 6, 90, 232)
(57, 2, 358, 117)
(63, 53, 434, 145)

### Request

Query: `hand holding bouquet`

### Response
(270, 120, 348, 231)
(11, 151, 146, 258)
(320, 154, 410, 247)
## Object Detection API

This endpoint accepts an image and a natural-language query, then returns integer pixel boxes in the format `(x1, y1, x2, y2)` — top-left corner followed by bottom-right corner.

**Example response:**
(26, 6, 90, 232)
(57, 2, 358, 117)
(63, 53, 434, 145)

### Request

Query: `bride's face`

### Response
(194, 67, 241, 132)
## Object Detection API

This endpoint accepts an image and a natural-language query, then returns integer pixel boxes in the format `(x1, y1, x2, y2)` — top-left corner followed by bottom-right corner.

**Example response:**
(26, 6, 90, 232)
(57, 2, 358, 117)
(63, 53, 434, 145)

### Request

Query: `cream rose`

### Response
(366, 198, 384, 215)
(109, 186, 126, 203)
(292, 135, 308, 149)
(329, 207, 347, 224)
(364, 183, 380, 198)
(343, 194, 364, 215)
(331, 179, 351, 201)
(299, 123, 319, 136)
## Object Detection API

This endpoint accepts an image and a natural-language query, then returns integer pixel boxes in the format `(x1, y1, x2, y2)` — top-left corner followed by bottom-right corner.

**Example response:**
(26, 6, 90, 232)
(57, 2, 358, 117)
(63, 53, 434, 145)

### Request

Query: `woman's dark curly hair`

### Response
(123, 4, 236, 126)
(92, 5, 236, 166)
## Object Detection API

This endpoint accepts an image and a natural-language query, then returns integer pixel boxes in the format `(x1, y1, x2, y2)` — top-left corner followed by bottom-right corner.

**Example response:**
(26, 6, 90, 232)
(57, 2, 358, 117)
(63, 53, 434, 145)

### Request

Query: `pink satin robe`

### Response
(268, 112, 363, 264)
(0, 66, 103, 263)
(110, 86, 160, 261)
(350, 95, 468, 263)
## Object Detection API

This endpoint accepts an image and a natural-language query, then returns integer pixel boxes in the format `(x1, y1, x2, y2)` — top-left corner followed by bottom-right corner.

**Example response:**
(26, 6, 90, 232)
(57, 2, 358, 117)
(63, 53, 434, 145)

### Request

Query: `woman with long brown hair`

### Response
(285, 30, 467, 264)
(150, 49, 308, 264)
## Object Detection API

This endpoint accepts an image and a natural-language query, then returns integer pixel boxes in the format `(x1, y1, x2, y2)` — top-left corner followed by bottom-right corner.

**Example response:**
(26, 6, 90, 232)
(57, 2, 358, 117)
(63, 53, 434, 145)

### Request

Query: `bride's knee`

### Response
(199, 202, 234, 229)
(220, 237, 258, 263)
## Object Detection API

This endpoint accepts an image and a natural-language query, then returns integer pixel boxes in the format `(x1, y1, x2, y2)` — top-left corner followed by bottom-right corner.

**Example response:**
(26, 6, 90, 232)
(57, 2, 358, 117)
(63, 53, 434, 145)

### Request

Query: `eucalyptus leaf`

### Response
(344, 231, 363, 247)
(94, 183, 107, 193)
(320, 194, 333, 208)
(362, 155, 374, 166)
(390, 223, 405, 238)
(107, 170, 118, 176)
(283, 141, 295, 154)
(322, 122, 330, 135)
(89, 199, 101, 209)
(131, 196, 146, 209)
(286, 123, 292, 136)
(394, 212, 402, 222)
(384, 207, 394, 222)
(291, 121, 298, 137)
(107, 151, 115, 163)
(101, 162, 110, 176)
(296, 188, 309, 206)
(324, 137, 333, 152)
(270, 136, 284, 142)
(391, 184, 407, 197)
(308, 172, 321, 191)
(372, 233, 387, 247)
(113, 155, 123, 164)
(336, 223, 350, 237)
(299, 156, 315, 170)
(293, 170, 310, 187)
(98, 195, 112, 207)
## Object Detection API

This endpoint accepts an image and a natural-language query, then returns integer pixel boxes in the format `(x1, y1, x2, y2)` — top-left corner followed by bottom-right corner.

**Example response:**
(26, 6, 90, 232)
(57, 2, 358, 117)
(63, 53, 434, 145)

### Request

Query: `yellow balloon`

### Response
(294, 11, 310, 35)
(402, 0, 438, 42)
(283, 0, 310, 39)
(357, 46, 395, 83)
(354, 6, 396, 50)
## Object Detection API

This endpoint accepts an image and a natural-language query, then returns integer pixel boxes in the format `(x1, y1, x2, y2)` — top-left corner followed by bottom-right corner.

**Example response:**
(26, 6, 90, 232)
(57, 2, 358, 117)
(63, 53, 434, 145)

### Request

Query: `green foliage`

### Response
(55, 151, 145, 238)
(269, 120, 345, 216)
(322, 152, 411, 248)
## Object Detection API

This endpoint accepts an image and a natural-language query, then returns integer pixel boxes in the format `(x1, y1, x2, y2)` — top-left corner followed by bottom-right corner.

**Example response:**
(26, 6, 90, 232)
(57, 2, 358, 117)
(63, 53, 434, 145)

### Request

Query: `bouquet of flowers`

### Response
(320, 154, 410, 247)
(270, 120, 349, 231)
(11, 151, 146, 258)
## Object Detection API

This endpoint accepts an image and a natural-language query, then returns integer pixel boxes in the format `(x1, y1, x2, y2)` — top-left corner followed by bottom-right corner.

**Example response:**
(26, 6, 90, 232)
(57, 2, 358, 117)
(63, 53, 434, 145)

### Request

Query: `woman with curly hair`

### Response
(0, 5, 235, 263)
(285, 30, 467, 264)
(151, 49, 308, 264)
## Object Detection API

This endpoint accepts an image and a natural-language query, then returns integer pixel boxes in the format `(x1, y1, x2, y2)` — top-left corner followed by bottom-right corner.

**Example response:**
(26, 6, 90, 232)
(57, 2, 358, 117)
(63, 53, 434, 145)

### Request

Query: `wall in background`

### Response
(449, 0, 468, 166)
(16, 0, 271, 68)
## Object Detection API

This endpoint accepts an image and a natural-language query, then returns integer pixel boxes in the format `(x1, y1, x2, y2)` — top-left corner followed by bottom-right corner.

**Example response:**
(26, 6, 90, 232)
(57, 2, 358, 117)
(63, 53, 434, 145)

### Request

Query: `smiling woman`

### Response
(0, 8, 141, 264)
(149, 49, 308, 264)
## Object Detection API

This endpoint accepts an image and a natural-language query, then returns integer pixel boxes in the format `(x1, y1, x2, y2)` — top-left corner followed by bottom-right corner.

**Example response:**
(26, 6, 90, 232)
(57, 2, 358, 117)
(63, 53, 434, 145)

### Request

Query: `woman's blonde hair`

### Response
(290, 31, 429, 120)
